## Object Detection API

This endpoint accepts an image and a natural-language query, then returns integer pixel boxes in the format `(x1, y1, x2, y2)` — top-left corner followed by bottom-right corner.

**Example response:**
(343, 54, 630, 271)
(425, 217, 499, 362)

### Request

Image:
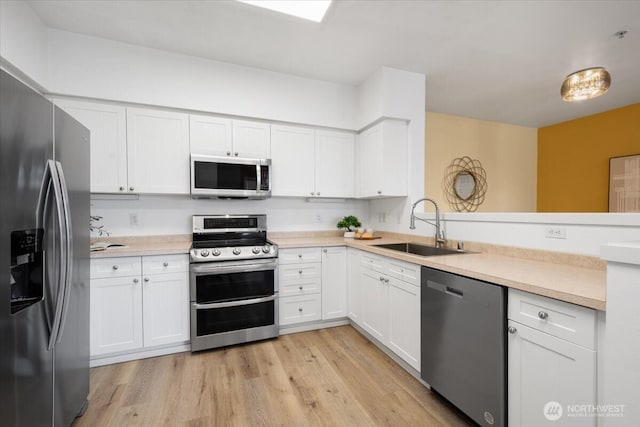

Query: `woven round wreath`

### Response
(442, 156, 487, 212)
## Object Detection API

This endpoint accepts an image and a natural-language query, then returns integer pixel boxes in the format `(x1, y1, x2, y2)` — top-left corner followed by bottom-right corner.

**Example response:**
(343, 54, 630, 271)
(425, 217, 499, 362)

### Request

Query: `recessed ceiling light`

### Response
(238, 1, 332, 23)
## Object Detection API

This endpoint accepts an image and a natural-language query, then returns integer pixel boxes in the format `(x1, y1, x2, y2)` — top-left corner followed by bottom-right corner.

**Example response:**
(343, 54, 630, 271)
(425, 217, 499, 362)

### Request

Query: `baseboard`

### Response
(279, 318, 350, 335)
(90, 343, 191, 367)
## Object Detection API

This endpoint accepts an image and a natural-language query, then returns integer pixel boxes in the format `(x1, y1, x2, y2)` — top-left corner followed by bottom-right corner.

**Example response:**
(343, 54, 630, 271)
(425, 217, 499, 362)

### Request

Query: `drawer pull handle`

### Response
(298, 254, 302, 258)
(144, 277, 149, 282)
(298, 307, 303, 312)
(298, 270, 303, 274)
(508, 326, 517, 334)
(163, 262, 169, 267)
(112, 265, 119, 270)
(323, 249, 327, 253)
(379, 276, 384, 282)
(299, 286, 303, 290)
(133, 278, 139, 283)
(538, 311, 549, 320)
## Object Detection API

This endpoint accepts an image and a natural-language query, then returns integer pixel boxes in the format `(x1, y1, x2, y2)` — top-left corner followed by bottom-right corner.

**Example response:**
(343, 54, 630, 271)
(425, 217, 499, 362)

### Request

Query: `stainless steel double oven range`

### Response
(189, 215, 279, 351)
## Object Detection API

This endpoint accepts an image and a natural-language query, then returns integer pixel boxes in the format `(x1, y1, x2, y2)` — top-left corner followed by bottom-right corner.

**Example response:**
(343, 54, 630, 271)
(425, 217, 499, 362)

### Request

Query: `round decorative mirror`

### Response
(443, 156, 488, 212)
(453, 172, 476, 200)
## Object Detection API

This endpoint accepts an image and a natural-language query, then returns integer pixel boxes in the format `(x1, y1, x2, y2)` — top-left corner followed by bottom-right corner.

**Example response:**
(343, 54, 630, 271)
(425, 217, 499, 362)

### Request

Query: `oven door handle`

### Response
(193, 294, 276, 310)
(190, 261, 277, 275)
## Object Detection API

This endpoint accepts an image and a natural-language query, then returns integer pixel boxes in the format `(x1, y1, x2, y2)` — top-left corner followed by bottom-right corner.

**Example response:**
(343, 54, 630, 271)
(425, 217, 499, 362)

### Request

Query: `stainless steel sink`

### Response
(373, 242, 468, 256)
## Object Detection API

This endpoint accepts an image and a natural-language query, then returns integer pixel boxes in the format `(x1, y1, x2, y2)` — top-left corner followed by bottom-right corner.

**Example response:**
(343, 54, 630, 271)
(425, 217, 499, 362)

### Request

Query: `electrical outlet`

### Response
(544, 226, 566, 239)
(130, 213, 139, 226)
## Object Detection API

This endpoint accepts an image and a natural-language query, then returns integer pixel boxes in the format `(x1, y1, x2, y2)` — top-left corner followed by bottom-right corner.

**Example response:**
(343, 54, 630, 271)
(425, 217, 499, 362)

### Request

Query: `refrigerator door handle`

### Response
(55, 161, 73, 344)
(37, 159, 68, 350)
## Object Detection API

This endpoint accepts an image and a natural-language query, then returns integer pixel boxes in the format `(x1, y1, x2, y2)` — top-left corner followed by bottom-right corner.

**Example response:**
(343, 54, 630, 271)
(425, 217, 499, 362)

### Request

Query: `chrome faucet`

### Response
(410, 198, 446, 248)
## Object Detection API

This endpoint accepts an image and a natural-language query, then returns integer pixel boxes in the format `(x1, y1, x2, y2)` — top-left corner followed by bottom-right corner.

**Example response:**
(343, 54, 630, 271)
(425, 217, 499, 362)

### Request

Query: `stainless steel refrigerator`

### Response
(1, 69, 90, 426)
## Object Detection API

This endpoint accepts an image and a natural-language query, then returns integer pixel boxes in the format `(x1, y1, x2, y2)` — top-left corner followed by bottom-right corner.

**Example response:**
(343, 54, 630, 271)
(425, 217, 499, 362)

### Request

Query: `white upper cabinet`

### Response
(190, 115, 270, 159)
(232, 119, 271, 158)
(271, 124, 355, 198)
(356, 119, 408, 198)
(189, 114, 233, 157)
(126, 107, 190, 194)
(271, 124, 316, 197)
(315, 130, 355, 198)
(54, 99, 128, 193)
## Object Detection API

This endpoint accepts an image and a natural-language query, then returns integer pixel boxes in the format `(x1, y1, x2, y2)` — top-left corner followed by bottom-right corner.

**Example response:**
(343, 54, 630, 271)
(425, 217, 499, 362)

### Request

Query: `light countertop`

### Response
(90, 233, 607, 311)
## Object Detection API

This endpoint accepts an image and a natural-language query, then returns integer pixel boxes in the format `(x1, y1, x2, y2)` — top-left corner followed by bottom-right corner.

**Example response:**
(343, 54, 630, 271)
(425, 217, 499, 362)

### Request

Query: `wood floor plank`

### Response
(73, 326, 474, 427)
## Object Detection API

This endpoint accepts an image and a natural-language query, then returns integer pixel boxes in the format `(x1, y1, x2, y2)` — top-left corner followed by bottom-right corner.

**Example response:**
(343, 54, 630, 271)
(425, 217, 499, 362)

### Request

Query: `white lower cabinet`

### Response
(90, 254, 190, 360)
(349, 249, 421, 371)
(321, 246, 347, 320)
(508, 289, 597, 427)
(278, 246, 348, 327)
(90, 274, 143, 355)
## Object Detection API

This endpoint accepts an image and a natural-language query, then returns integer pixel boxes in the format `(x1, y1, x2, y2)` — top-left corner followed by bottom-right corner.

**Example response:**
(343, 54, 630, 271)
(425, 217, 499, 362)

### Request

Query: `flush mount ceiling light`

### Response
(560, 67, 611, 102)
(238, 1, 332, 22)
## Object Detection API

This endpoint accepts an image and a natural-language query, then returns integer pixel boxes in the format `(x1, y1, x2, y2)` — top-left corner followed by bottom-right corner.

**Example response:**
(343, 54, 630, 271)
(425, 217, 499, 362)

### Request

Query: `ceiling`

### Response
(27, 0, 640, 128)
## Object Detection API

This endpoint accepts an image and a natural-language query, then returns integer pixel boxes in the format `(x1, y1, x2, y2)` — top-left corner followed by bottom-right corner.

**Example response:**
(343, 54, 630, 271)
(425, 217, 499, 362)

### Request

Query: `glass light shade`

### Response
(561, 67, 611, 102)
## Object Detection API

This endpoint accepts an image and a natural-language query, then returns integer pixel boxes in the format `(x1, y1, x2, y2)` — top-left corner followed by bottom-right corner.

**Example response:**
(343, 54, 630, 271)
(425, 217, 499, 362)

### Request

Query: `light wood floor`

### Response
(73, 326, 473, 426)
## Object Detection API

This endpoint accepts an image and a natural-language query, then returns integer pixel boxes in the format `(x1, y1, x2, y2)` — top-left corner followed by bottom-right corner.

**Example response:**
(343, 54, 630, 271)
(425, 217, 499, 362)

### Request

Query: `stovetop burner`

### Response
(190, 215, 277, 263)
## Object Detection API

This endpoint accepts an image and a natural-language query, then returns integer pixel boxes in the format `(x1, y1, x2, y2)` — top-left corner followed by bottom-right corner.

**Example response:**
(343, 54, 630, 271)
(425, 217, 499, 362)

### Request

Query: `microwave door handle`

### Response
(256, 163, 261, 193)
(193, 295, 276, 310)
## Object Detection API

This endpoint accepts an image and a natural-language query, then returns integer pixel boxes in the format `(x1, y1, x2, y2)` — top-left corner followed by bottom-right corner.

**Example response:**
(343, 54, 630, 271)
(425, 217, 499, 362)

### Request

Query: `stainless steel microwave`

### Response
(190, 154, 271, 199)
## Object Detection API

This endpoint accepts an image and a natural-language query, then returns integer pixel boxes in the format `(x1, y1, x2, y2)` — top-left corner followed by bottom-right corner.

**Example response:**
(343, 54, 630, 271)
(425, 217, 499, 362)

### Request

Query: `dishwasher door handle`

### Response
(427, 280, 464, 298)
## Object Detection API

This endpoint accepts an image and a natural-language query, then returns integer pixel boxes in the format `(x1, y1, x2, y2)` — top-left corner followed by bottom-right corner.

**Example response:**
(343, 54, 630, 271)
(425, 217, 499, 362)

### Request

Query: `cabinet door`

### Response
(361, 269, 389, 342)
(347, 249, 363, 325)
(388, 278, 420, 370)
(189, 114, 232, 157)
(232, 119, 271, 158)
(508, 320, 596, 427)
(55, 99, 127, 193)
(322, 247, 347, 320)
(270, 124, 315, 197)
(356, 123, 383, 197)
(126, 107, 190, 194)
(142, 272, 190, 347)
(315, 130, 355, 198)
(90, 276, 143, 356)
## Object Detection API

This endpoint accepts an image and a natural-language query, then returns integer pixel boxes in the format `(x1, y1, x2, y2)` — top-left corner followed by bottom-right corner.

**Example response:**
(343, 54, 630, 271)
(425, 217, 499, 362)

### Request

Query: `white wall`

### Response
(0, 0, 48, 88)
(91, 195, 369, 237)
(47, 29, 357, 130)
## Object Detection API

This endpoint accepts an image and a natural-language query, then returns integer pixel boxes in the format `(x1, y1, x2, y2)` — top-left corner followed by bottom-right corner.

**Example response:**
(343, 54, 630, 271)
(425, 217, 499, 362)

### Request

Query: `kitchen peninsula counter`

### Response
(90, 232, 606, 311)
(271, 233, 607, 311)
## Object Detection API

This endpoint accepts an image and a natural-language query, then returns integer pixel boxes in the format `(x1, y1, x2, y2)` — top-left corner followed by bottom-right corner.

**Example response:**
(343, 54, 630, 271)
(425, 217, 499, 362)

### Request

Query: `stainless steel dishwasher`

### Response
(421, 266, 506, 427)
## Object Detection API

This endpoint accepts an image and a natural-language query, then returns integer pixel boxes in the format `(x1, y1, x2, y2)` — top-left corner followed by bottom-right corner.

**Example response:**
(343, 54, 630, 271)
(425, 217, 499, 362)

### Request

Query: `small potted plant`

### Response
(337, 215, 362, 238)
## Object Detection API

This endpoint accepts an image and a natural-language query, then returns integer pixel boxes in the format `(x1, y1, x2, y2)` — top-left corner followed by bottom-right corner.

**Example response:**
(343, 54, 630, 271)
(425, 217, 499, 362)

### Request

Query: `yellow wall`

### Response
(537, 103, 640, 212)
(425, 112, 538, 212)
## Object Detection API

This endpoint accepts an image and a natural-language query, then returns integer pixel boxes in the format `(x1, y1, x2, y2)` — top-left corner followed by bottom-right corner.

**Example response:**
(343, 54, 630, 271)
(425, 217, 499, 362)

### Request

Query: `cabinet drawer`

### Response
(279, 247, 322, 264)
(361, 253, 386, 273)
(279, 263, 321, 296)
(508, 289, 596, 349)
(279, 294, 322, 326)
(142, 254, 189, 275)
(91, 257, 141, 279)
(388, 259, 420, 286)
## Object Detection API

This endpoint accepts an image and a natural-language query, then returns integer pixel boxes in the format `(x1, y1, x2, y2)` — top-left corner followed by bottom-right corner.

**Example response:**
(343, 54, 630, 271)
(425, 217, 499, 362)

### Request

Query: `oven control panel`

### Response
(190, 244, 278, 263)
